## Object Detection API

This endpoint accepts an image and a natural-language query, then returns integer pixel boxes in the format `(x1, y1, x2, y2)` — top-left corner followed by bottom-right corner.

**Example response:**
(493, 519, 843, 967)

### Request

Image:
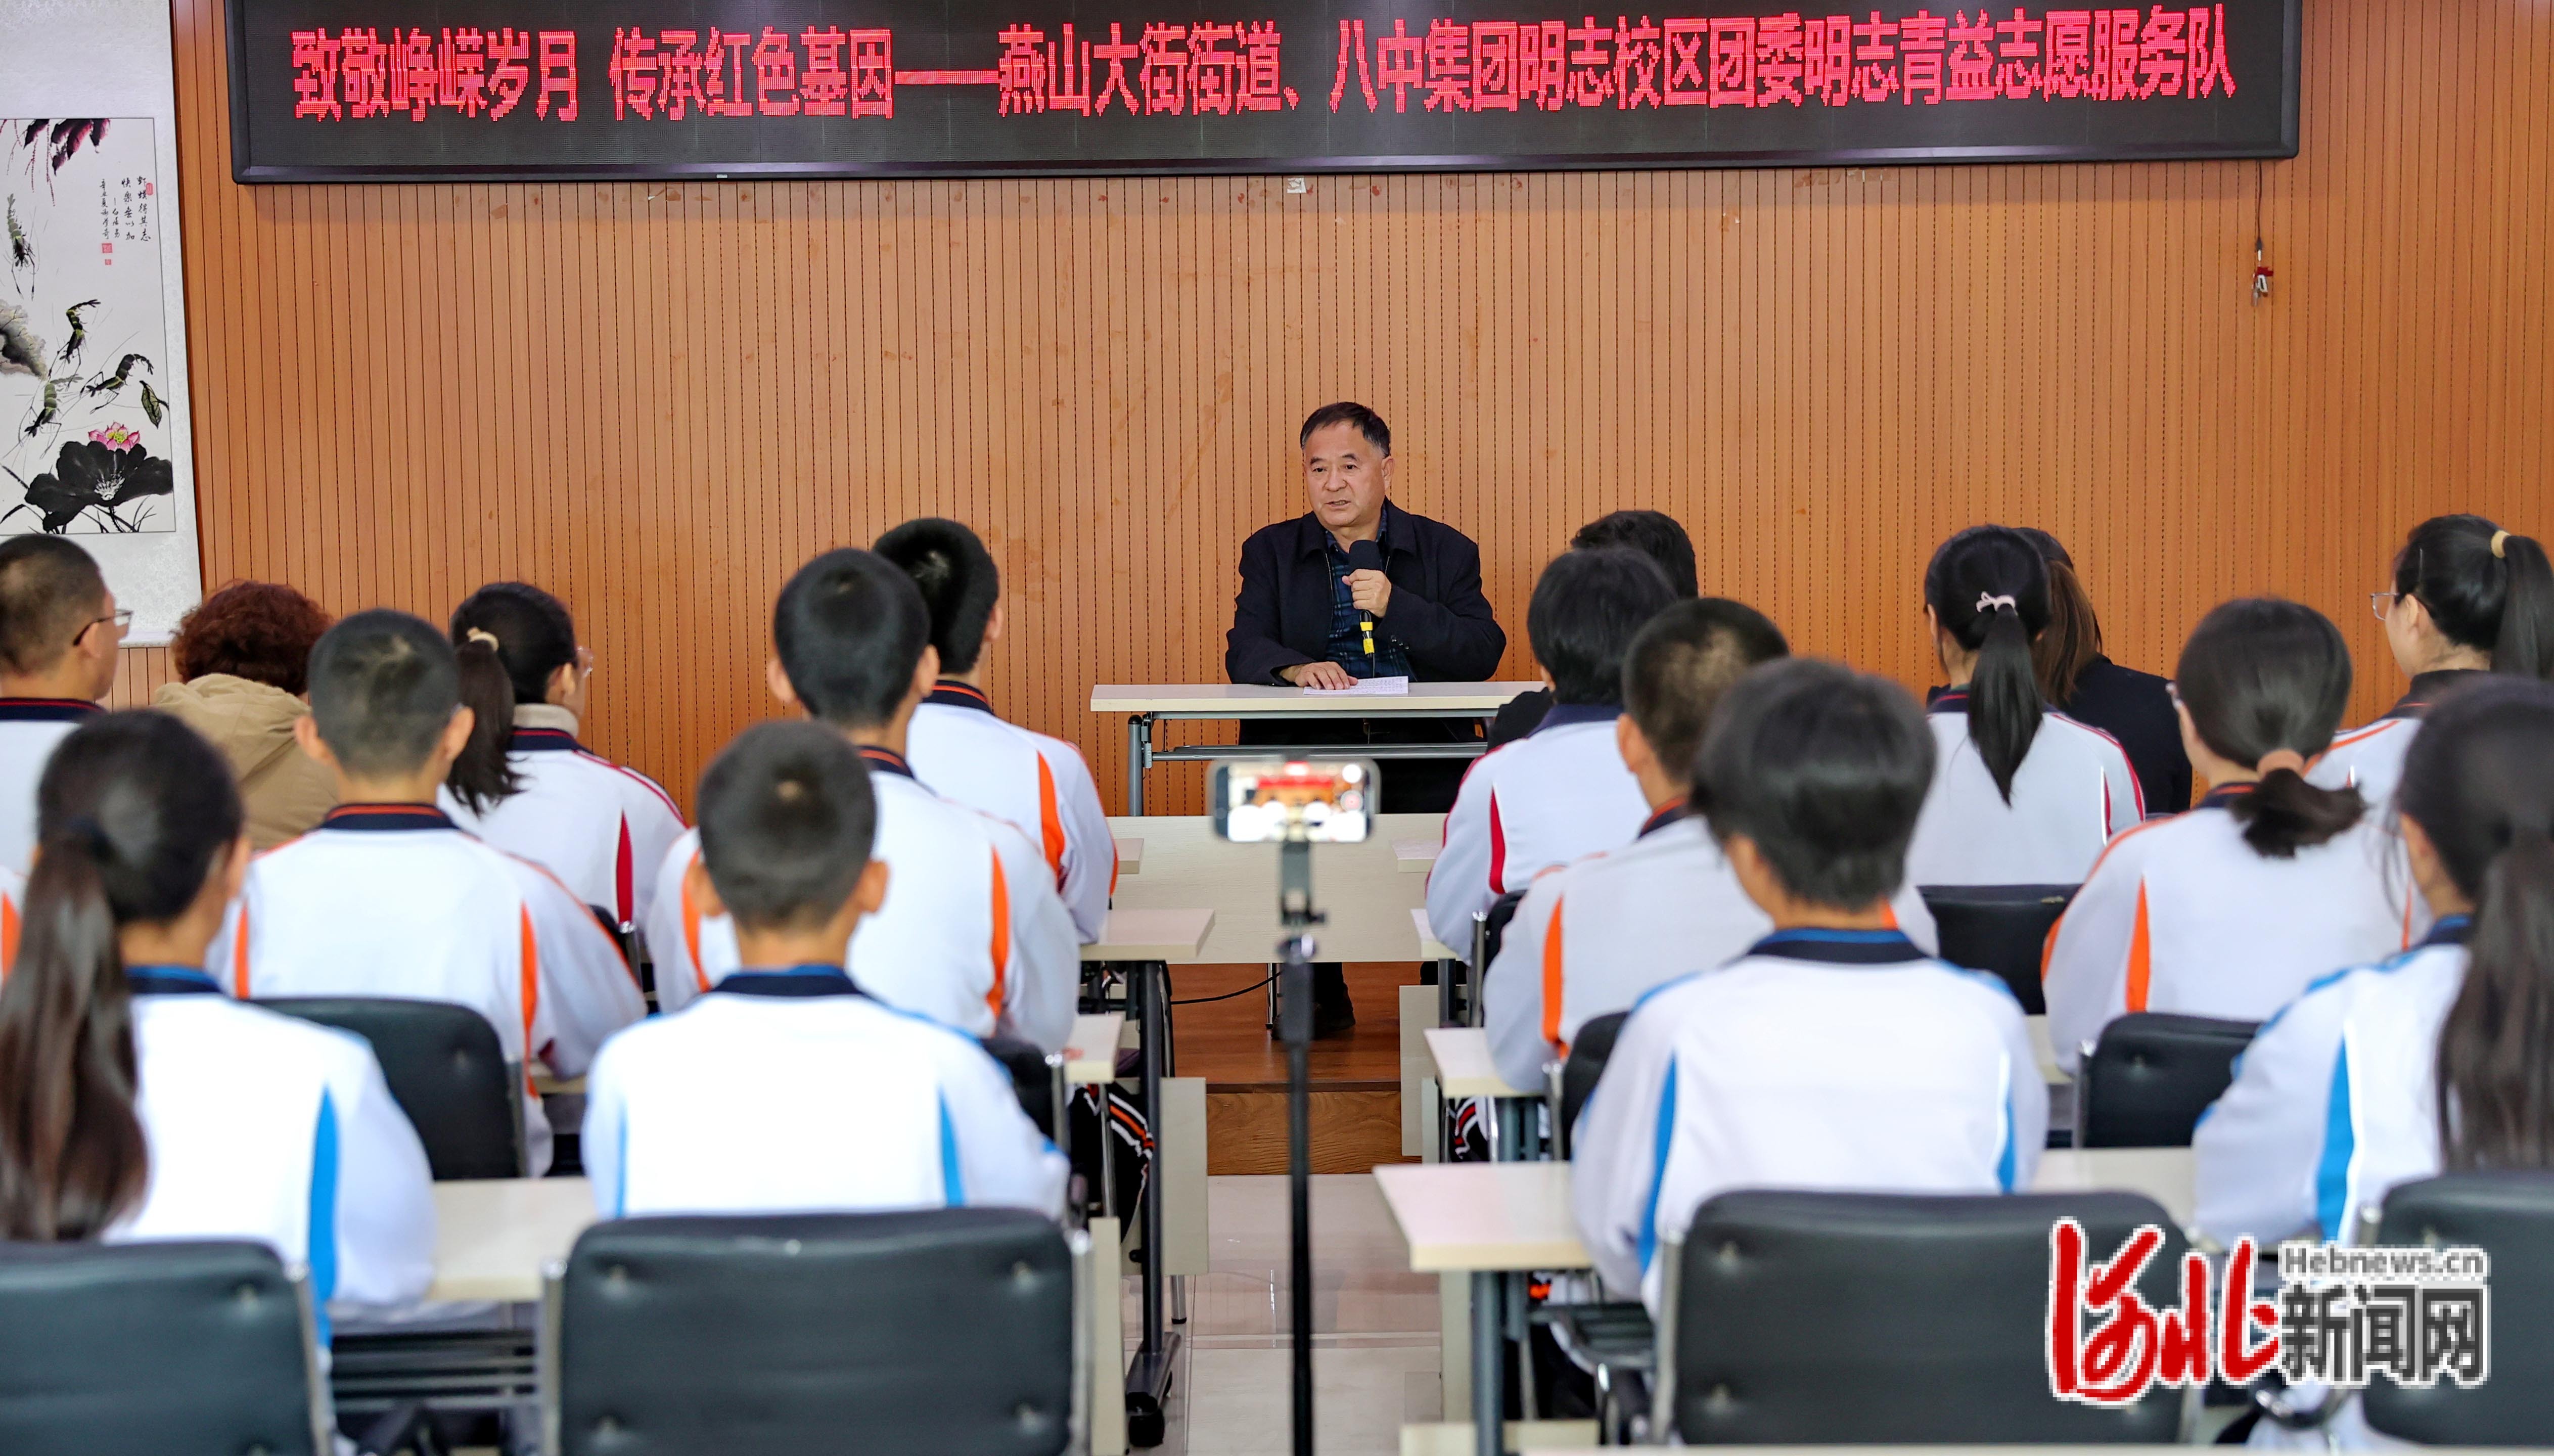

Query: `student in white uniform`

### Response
(0, 862, 18, 972)
(0, 711, 433, 1328)
(1486, 599, 1941, 1091)
(2315, 514, 2554, 809)
(646, 550, 1077, 1050)
(219, 611, 645, 1173)
(2198, 681, 2554, 1450)
(0, 537, 123, 876)
(586, 721, 1065, 1218)
(1427, 548, 1675, 953)
(2196, 678, 2554, 1251)
(1904, 527, 2140, 889)
(439, 583, 688, 942)
(2044, 600, 2418, 1071)
(1573, 659, 2046, 1309)
(877, 518, 1115, 943)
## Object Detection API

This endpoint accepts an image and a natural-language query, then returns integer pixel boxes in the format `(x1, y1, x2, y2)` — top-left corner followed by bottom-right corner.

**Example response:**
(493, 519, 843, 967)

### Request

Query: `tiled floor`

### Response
(1129, 1174, 1440, 1455)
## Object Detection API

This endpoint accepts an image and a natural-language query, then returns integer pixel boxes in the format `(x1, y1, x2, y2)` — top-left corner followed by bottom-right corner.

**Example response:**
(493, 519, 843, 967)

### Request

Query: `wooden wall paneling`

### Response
(162, 0, 2552, 817)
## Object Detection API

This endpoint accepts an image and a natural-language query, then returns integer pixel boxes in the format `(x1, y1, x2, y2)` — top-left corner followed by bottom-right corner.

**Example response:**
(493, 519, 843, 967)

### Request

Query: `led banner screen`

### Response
(227, 1, 2300, 181)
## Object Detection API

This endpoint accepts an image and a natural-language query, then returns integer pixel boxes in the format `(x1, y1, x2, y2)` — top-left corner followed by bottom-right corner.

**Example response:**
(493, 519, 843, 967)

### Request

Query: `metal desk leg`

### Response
(1472, 1269, 1503, 1456)
(1125, 959, 1178, 1446)
(1126, 715, 1152, 816)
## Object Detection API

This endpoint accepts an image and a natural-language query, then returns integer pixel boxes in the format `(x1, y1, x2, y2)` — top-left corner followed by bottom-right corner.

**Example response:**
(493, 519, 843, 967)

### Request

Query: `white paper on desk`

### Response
(1302, 675, 1410, 696)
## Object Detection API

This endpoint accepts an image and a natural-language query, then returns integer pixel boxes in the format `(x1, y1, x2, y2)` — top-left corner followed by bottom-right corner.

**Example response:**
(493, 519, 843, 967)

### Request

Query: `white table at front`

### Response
(1091, 682, 1540, 814)
(1375, 1149, 2196, 1456)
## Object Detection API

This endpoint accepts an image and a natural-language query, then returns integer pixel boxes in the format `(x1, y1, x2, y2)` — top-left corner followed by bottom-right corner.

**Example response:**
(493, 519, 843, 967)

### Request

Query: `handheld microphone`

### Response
(1347, 539, 1383, 660)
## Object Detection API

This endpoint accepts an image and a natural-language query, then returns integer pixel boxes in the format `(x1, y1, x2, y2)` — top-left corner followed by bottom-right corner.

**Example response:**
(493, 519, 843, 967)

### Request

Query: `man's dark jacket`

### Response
(1224, 500, 1506, 685)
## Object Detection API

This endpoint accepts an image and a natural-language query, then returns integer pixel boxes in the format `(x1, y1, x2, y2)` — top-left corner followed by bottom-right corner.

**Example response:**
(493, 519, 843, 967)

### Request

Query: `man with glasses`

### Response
(0, 536, 126, 873)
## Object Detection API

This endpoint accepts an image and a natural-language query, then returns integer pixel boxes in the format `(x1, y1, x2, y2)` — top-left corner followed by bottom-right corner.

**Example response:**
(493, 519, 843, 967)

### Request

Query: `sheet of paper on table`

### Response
(1302, 675, 1410, 697)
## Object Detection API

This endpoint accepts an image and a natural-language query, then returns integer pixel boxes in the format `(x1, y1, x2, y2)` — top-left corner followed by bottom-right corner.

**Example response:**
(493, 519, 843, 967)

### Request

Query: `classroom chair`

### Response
(2355, 1170, 2554, 1445)
(1547, 1009, 1628, 1160)
(0, 1239, 333, 1455)
(1917, 884, 2078, 1014)
(2074, 1013, 2258, 1149)
(1649, 1189, 2187, 1443)
(542, 1208, 1083, 1456)
(260, 996, 526, 1180)
(981, 1034, 1068, 1143)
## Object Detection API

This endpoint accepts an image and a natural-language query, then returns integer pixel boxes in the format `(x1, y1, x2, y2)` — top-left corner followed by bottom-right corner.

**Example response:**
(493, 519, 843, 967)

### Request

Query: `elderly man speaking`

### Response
(1226, 401, 1507, 1032)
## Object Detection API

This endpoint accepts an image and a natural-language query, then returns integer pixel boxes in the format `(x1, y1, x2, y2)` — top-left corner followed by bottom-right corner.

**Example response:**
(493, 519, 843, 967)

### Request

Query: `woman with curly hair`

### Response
(150, 580, 335, 848)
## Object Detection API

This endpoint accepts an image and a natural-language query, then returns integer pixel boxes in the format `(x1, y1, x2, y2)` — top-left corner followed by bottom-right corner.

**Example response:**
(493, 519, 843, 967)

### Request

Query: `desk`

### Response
(429, 1178, 595, 1303)
(1394, 838, 1439, 873)
(1064, 1013, 1125, 1085)
(1093, 681, 1539, 814)
(1102, 814, 1444, 965)
(2033, 1147, 2195, 1226)
(1080, 907, 1216, 962)
(1113, 837, 1144, 875)
(1424, 1027, 1535, 1101)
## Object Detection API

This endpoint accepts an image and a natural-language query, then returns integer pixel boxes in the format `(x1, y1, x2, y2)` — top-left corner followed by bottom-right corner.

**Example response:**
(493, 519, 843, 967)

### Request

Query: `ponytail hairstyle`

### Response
(2394, 514, 2554, 681)
(2016, 528, 2104, 706)
(0, 710, 244, 1240)
(2174, 597, 2364, 857)
(1923, 526, 2051, 803)
(2397, 678, 2554, 1170)
(445, 583, 574, 813)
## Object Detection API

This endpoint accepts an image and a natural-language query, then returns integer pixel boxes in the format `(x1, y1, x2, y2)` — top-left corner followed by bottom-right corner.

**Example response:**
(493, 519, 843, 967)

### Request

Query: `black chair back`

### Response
(1667, 1190, 2184, 1443)
(1480, 888, 1529, 970)
(259, 995, 522, 1180)
(556, 1209, 1075, 1456)
(1557, 1010, 1629, 1156)
(1918, 884, 2077, 1014)
(2077, 1013, 2258, 1149)
(2361, 1171, 2554, 1445)
(0, 1239, 323, 1455)
(981, 1035, 1060, 1139)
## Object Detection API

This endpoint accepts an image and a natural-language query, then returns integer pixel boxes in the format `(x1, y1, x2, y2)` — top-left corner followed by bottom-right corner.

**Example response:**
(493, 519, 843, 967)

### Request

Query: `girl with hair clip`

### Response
(2316, 514, 2554, 808)
(441, 583, 687, 941)
(2043, 599, 2420, 1071)
(2196, 678, 2554, 1447)
(0, 711, 432, 1323)
(1903, 525, 2142, 888)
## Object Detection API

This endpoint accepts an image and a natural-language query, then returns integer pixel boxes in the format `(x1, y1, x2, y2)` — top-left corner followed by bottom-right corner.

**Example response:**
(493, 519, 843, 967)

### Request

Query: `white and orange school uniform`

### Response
(583, 964, 1068, 1218)
(2041, 786, 2419, 1072)
(2193, 918, 2472, 1252)
(1903, 690, 2143, 888)
(0, 698, 100, 876)
(906, 681, 1116, 943)
(1427, 704, 1652, 956)
(114, 966, 437, 1330)
(1570, 929, 2046, 1309)
(441, 706, 688, 935)
(0, 862, 20, 974)
(646, 747, 1078, 1051)
(215, 803, 648, 1173)
(2309, 669, 2486, 811)
(1483, 803, 1942, 1092)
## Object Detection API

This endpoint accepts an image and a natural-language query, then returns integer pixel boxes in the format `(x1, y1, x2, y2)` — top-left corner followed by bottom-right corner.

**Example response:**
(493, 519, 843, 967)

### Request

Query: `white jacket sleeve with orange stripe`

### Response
(2039, 821, 2166, 1073)
(0, 863, 20, 977)
(497, 854, 647, 1076)
(1041, 741, 1116, 946)
(985, 815, 1079, 1052)
(642, 829, 715, 1014)
(1426, 750, 1508, 957)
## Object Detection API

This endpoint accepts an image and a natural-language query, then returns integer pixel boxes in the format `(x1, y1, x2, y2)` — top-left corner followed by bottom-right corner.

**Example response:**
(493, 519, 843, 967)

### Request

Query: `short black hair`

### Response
(1526, 548, 1676, 705)
(772, 549, 931, 730)
(695, 721, 878, 933)
(875, 518, 1000, 676)
(1695, 659, 1936, 912)
(1622, 599, 1789, 779)
(0, 536, 106, 675)
(1571, 511, 1699, 599)
(306, 609, 461, 778)
(1298, 401, 1390, 457)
